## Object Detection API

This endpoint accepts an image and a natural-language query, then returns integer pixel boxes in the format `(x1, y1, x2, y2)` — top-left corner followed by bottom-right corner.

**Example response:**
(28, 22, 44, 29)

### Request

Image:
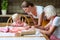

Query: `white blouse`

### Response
(29, 6, 44, 19)
(52, 16, 60, 38)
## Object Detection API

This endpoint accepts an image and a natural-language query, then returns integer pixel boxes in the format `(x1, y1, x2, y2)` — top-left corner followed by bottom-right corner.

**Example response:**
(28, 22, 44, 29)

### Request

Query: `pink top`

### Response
(0, 20, 29, 33)
(11, 20, 27, 27)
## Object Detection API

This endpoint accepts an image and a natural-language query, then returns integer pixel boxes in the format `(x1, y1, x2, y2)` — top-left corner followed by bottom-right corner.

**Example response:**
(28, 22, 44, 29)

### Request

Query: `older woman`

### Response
(40, 5, 60, 40)
(21, 1, 44, 28)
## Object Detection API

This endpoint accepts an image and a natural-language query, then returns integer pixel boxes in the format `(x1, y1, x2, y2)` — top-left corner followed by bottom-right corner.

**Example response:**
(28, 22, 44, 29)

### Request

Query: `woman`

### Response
(40, 5, 60, 40)
(21, 1, 44, 28)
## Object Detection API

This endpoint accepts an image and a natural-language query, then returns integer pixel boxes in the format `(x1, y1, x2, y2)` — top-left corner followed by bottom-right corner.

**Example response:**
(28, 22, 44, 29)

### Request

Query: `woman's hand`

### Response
(34, 25, 41, 28)
(39, 26, 49, 31)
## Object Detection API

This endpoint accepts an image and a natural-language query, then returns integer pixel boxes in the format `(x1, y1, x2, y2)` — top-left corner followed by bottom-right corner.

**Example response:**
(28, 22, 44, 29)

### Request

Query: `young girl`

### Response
(0, 13, 35, 34)
(11, 13, 28, 27)
(9, 13, 35, 33)
(39, 5, 60, 40)
(0, 13, 28, 33)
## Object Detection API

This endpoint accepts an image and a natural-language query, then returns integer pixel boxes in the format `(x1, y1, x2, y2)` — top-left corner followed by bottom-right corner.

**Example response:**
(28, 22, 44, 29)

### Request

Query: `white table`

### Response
(0, 36, 48, 40)
(0, 27, 49, 40)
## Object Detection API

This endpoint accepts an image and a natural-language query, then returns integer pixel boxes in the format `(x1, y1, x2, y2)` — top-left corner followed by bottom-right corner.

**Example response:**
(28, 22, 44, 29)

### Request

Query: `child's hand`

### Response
(15, 32, 22, 36)
(24, 27, 29, 30)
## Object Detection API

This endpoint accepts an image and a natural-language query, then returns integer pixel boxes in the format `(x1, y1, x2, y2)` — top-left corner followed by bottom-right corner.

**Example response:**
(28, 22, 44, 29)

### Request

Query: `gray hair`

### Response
(44, 5, 56, 18)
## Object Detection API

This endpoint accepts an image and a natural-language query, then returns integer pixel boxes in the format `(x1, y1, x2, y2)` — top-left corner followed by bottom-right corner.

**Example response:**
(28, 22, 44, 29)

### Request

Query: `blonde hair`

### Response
(44, 5, 56, 18)
(12, 13, 19, 20)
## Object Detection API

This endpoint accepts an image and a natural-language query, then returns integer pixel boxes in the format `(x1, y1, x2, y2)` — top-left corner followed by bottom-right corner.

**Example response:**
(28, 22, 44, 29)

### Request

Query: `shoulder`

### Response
(36, 6, 44, 8)
(36, 6, 44, 15)
(52, 16, 60, 27)
(36, 6, 44, 10)
(53, 17, 60, 22)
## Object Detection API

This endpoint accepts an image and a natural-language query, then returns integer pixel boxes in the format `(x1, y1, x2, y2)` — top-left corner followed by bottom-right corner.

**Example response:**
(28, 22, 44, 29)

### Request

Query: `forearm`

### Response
(30, 16, 37, 25)
(40, 29, 50, 35)
(38, 13, 44, 26)
(38, 18, 43, 26)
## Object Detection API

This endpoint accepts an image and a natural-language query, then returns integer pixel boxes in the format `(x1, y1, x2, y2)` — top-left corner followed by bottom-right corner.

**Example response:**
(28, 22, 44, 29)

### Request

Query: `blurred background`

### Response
(0, 0, 60, 24)
(0, 0, 60, 15)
